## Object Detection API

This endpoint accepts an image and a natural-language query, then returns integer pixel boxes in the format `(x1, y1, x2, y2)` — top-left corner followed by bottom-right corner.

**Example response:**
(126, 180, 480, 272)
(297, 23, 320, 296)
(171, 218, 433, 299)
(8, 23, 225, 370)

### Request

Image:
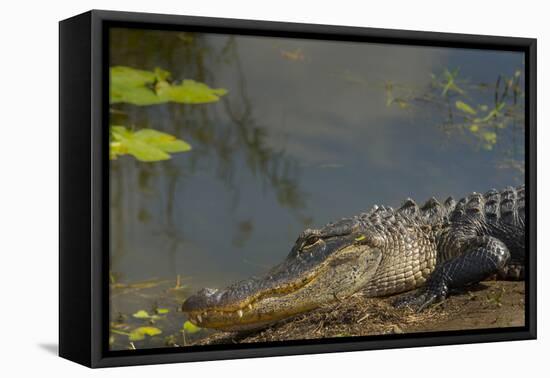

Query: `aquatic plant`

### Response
(109, 66, 228, 162)
(344, 65, 525, 174)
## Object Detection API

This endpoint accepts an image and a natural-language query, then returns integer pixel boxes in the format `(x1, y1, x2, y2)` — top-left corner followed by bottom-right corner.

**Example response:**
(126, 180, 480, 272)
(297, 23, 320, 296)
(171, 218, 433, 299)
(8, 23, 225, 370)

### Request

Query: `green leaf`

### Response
(456, 100, 477, 115)
(157, 80, 228, 104)
(133, 310, 150, 319)
(110, 126, 191, 162)
(156, 308, 170, 314)
(441, 68, 464, 96)
(483, 131, 497, 145)
(183, 320, 201, 333)
(128, 326, 162, 341)
(110, 66, 228, 105)
(133, 129, 192, 153)
(153, 67, 171, 82)
(110, 66, 159, 105)
(469, 124, 480, 133)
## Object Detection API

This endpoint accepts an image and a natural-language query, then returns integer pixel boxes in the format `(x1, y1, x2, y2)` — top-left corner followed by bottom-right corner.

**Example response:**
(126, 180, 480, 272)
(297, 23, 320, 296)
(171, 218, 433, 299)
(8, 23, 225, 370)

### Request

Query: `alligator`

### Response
(182, 185, 525, 331)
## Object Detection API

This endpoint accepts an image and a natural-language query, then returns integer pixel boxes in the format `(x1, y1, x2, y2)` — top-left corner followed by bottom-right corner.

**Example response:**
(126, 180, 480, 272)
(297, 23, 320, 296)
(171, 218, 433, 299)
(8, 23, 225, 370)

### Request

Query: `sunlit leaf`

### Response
(154, 67, 171, 82)
(483, 131, 497, 145)
(156, 80, 228, 104)
(128, 326, 162, 341)
(456, 100, 477, 115)
(133, 129, 192, 153)
(118, 138, 170, 162)
(156, 308, 170, 314)
(133, 310, 150, 319)
(109, 141, 125, 160)
(469, 124, 480, 133)
(110, 66, 158, 105)
(110, 66, 228, 105)
(110, 126, 191, 162)
(183, 321, 201, 333)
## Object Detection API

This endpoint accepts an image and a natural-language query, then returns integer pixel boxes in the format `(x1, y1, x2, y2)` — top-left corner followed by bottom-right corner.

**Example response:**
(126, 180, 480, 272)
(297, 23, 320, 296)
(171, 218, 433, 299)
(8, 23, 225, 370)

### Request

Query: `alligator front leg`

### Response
(393, 236, 510, 312)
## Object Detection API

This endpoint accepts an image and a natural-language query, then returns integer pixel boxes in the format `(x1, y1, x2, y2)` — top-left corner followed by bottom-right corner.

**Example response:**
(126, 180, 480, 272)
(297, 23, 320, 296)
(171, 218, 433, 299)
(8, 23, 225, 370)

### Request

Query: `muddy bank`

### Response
(191, 281, 525, 345)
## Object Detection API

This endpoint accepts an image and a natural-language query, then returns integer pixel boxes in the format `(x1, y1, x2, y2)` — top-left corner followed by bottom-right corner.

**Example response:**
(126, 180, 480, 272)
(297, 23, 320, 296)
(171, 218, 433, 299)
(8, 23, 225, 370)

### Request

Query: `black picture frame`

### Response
(59, 9, 537, 368)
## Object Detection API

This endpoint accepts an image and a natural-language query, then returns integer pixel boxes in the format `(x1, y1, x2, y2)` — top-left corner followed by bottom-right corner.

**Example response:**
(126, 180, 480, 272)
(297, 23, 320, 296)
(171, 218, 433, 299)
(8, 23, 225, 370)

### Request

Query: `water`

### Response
(108, 28, 525, 349)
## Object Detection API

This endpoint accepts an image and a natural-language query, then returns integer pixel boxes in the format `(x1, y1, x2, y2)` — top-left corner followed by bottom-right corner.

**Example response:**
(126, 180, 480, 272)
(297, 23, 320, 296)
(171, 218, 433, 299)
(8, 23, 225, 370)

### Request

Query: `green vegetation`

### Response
(432, 67, 524, 151)
(109, 66, 228, 162)
(111, 66, 227, 105)
(375, 66, 525, 155)
(128, 326, 162, 341)
(110, 126, 191, 162)
(109, 276, 205, 350)
(183, 320, 201, 334)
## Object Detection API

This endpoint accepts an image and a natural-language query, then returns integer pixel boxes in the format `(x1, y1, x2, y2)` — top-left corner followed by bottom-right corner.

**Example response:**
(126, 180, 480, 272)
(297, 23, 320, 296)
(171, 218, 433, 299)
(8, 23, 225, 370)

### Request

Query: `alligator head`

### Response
(182, 218, 383, 331)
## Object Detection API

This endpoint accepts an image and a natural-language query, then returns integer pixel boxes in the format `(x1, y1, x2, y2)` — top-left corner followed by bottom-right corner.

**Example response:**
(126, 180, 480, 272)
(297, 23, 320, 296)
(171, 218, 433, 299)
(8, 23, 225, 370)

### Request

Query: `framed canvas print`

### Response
(59, 10, 536, 368)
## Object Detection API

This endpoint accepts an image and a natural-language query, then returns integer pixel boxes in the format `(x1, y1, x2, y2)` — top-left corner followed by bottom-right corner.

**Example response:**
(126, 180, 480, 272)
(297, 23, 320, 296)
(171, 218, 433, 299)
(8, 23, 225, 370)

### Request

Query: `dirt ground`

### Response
(191, 280, 525, 345)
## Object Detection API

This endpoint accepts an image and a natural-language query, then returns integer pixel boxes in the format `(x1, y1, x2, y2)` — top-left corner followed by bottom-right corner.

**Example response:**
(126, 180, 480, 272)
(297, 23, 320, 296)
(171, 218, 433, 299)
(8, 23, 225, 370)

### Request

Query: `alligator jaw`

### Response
(182, 234, 382, 331)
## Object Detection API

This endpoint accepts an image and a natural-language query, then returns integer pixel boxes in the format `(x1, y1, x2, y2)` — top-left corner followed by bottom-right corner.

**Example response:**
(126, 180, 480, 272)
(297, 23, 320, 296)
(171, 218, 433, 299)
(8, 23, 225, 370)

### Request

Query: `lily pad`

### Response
(132, 310, 151, 319)
(110, 126, 191, 162)
(183, 321, 201, 334)
(110, 66, 227, 105)
(128, 326, 162, 341)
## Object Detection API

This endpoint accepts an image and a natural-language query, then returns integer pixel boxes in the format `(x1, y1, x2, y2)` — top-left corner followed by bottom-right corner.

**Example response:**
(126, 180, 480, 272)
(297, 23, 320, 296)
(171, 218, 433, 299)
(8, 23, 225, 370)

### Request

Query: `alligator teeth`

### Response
(237, 309, 244, 318)
(196, 314, 202, 323)
(248, 304, 253, 310)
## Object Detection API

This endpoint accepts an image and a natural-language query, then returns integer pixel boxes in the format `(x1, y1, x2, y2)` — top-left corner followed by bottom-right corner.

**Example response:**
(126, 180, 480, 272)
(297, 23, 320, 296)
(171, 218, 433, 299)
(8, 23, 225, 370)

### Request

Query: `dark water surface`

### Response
(109, 28, 524, 349)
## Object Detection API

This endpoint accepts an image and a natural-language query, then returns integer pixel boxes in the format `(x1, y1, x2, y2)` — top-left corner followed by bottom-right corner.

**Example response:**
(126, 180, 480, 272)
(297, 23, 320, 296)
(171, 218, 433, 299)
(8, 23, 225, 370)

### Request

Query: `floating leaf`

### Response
(157, 80, 228, 104)
(132, 309, 164, 320)
(110, 126, 191, 162)
(128, 326, 162, 341)
(482, 131, 497, 150)
(456, 100, 477, 115)
(183, 321, 201, 334)
(156, 308, 170, 314)
(469, 124, 480, 133)
(132, 129, 192, 153)
(110, 66, 159, 105)
(110, 66, 228, 105)
(133, 310, 150, 319)
(483, 132, 497, 144)
(153, 67, 171, 82)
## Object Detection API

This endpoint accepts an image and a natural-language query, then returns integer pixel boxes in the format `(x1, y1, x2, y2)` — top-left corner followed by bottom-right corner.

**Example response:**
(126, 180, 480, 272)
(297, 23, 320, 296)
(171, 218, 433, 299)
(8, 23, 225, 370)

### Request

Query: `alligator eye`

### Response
(302, 236, 320, 250)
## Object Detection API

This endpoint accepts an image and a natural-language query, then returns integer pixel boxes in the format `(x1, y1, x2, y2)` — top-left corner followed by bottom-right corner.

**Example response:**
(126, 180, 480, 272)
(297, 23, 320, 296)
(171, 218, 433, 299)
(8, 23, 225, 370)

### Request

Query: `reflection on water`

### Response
(109, 28, 524, 349)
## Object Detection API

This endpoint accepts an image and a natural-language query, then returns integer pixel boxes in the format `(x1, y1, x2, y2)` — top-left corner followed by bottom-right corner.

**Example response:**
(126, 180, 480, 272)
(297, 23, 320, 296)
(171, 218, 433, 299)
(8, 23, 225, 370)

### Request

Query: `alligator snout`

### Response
(182, 287, 223, 313)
